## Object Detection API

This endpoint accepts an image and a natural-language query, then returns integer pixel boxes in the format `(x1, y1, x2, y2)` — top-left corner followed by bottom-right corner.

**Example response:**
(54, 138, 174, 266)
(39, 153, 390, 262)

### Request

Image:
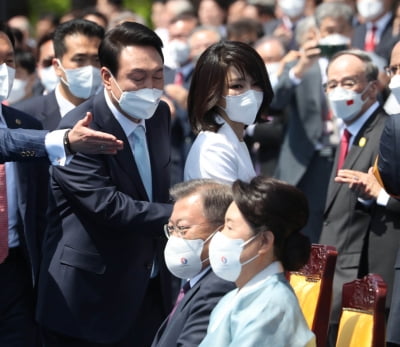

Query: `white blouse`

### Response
(184, 120, 256, 184)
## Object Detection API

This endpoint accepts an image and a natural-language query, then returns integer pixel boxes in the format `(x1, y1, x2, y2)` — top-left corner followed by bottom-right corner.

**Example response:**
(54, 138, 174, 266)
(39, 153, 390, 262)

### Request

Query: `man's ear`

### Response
(102, 67, 112, 90)
(52, 57, 63, 78)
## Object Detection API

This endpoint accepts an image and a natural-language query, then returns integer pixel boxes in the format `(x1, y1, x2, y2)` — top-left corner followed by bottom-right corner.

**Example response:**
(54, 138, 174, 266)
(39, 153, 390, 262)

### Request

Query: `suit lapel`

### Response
(92, 93, 149, 200)
(44, 92, 62, 130)
(325, 108, 380, 210)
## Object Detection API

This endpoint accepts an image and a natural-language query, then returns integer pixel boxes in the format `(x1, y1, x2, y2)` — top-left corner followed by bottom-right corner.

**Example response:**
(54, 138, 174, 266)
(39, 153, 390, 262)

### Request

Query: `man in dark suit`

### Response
(152, 179, 235, 347)
(373, 42, 400, 347)
(319, 49, 400, 346)
(272, 2, 354, 243)
(0, 23, 123, 347)
(36, 22, 174, 346)
(16, 19, 105, 130)
(352, 0, 399, 63)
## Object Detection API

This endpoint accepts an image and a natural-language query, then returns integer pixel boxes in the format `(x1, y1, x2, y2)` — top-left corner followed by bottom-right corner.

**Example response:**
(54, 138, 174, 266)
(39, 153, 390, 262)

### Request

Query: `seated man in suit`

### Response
(37, 22, 174, 346)
(152, 179, 236, 347)
(16, 19, 104, 130)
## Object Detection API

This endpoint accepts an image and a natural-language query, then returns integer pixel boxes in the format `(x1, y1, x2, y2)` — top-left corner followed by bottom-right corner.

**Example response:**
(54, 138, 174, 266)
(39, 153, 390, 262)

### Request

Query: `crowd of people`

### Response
(1, 0, 400, 346)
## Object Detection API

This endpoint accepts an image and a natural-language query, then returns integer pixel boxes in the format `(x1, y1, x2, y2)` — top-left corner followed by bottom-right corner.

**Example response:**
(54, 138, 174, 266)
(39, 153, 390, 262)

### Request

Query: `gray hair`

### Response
(315, 2, 354, 28)
(328, 49, 379, 81)
(295, 16, 317, 46)
(170, 179, 233, 226)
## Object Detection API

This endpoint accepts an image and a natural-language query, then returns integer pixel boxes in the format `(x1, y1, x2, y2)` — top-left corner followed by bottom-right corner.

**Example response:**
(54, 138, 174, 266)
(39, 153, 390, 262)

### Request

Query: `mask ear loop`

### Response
(200, 230, 218, 264)
(106, 69, 124, 103)
(56, 59, 70, 87)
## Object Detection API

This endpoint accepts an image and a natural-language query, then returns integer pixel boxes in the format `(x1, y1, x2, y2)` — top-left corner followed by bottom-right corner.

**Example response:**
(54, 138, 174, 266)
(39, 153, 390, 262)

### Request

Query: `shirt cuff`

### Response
(376, 188, 390, 206)
(45, 129, 73, 166)
(289, 67, 302, 85)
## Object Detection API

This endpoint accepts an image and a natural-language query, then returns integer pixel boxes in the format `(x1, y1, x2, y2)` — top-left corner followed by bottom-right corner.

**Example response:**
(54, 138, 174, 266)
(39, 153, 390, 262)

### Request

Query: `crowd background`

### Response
(2, 0, 400, 346)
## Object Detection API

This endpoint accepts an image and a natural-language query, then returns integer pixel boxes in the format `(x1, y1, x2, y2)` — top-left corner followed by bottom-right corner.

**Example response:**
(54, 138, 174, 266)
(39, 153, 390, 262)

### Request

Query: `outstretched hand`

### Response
(335, 168, 382, 200)
(68, 112, 124, 154)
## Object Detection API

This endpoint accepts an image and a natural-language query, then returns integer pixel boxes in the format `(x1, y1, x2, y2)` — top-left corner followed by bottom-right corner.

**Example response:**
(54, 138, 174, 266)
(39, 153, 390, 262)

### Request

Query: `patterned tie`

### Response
(168, 281, 191, 322)
(0, 164, 8, 263)
(337, 128, 351, 171)
(365, 25, 377, 52)
(132, 125, 152, 200)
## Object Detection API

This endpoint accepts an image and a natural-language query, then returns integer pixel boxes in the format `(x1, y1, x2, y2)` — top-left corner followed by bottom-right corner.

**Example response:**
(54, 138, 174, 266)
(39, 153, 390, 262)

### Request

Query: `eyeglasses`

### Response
(163, 222, 211, 239)
(385, 64, 400, 76)
(324, 77, 363, 91)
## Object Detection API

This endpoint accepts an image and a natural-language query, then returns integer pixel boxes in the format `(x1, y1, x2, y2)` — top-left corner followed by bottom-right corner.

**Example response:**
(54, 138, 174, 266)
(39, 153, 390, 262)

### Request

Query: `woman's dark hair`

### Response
(187, 41, 274, 134)
(232, 176, 311, 271)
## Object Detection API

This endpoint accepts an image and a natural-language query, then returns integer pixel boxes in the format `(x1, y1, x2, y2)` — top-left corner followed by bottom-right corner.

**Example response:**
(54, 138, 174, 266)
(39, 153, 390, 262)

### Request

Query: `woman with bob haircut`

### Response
(184, 41, 274, 184)
(200, 176, 316, 347)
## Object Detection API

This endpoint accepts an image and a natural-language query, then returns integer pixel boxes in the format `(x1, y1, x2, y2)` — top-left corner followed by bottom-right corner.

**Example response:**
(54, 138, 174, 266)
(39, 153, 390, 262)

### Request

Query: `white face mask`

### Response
(0, 63, 15, 102)
(278, 0, 306, 18)
(327, 84, 370, 122)
(111, 75, 163, 120)
(223, 89, 263, 125)
(209, 231, 260, 282)
(356, 0, 385, 22)
(58, 60, 101, 99)
(164, 232, 215, 279)
(7, 78, 28, 104)
(167, 40, 191, 67)
(389, 74, 400, 103)
(39, 65, 59, 92)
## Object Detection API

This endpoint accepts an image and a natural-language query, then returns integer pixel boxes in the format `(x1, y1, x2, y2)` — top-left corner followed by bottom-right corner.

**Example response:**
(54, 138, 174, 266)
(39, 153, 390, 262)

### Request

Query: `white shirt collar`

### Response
(54, 84, 76, 117)
(190, 266, 211, 288)
(367, 11, 392, 33)
(103, 88, 145, 139)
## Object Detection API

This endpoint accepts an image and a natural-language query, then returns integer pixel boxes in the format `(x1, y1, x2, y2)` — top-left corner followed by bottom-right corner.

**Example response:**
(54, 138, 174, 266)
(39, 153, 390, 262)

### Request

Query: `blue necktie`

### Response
(132, 125, 152, 200)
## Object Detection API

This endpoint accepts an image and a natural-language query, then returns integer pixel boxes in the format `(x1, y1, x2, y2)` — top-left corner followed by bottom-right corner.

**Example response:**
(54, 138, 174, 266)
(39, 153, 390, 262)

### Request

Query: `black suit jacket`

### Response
(151, 269, 235, 347)
(320, 106, 400, 322)
(36, 92, 173, 343)
(15, 90, 62, 130)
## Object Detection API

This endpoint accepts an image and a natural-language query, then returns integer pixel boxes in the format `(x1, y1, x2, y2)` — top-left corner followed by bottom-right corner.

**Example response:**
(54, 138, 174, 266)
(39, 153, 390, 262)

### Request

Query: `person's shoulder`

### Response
(201, 271, 236, 294)
(13, 94, 47, 110)
(2, 104, 43, 129)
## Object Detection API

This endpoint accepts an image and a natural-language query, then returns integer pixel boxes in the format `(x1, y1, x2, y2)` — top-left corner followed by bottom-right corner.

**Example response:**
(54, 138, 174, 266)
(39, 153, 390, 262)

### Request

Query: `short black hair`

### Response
(99, 21, 164, 76)
(53, 19, 104, 58)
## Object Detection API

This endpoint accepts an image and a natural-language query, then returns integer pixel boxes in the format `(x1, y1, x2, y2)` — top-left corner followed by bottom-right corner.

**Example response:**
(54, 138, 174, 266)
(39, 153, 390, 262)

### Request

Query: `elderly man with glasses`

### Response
(319, 49, 400, 347)
(152, 179, 235, 347)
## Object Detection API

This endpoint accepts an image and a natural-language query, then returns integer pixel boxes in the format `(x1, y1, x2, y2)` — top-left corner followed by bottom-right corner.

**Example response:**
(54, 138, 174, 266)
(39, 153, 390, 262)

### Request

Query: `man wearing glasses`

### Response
(319, 49, 400, 346)
(152, 179, 235, 347)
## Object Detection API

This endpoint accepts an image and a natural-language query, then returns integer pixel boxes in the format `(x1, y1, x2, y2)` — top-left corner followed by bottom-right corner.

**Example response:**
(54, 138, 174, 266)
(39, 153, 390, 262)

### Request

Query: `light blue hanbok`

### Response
(199, 261, 316, 347)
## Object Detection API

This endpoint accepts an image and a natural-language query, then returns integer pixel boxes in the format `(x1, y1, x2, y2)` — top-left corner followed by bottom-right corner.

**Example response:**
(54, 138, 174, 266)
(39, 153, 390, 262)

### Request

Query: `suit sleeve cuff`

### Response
(45, 129, 73, 166)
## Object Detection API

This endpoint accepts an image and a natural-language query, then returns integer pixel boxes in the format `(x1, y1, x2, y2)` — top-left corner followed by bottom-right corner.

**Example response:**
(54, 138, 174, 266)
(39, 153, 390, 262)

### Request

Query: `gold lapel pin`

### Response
(358, 137, 367, 147)
(15, 118, 22, 125)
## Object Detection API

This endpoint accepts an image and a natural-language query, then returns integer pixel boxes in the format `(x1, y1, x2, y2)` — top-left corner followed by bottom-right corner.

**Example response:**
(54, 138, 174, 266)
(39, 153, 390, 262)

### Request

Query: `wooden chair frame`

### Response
(289, 244, 337, 347)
